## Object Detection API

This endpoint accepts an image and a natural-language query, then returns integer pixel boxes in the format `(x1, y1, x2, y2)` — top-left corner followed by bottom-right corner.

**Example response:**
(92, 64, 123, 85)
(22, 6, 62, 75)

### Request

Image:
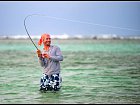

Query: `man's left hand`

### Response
(43, 54, 50, 59)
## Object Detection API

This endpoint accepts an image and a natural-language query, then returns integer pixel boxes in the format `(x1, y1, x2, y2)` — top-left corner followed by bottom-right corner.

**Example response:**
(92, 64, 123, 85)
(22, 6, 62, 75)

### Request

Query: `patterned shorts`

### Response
(40, 73, 62, 91)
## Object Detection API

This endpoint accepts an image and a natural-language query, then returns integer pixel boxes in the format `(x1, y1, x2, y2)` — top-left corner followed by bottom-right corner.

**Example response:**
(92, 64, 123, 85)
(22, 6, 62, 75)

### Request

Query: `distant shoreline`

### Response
(0, 36, 140, 40)
(0, 37, 140, 40)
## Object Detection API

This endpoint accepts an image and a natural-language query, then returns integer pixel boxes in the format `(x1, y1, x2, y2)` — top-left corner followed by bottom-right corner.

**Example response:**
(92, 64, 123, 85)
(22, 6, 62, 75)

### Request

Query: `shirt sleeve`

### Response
(50, 46, 63, 62)
(38, 57, 45, 67)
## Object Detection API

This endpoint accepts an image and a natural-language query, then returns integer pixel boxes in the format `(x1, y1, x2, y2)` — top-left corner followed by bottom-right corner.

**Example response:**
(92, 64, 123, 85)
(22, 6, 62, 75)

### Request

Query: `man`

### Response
(36, 33, 63, 92)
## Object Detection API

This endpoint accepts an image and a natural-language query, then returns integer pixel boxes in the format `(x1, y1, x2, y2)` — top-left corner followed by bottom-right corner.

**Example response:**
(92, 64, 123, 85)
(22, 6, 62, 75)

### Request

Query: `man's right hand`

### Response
(36, 49, 42, 57)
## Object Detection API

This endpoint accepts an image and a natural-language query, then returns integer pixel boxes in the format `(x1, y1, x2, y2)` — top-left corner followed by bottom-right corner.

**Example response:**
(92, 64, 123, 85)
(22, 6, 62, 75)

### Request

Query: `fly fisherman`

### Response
(36, 33, 63, 92)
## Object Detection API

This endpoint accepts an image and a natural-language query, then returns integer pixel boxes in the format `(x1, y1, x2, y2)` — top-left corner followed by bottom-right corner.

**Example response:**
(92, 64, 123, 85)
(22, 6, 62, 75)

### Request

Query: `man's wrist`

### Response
(38, 54, 42, 57)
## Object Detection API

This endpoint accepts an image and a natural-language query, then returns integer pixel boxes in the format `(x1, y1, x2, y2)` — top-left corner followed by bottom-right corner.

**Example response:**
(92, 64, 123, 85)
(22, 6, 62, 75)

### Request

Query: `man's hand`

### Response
(43, 53, 50, 60)
(36, 49, 42, 57)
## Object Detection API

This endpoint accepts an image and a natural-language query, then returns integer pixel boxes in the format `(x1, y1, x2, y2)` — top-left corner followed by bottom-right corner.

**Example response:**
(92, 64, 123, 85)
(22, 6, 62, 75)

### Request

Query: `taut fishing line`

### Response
(24, 14, 140, 49)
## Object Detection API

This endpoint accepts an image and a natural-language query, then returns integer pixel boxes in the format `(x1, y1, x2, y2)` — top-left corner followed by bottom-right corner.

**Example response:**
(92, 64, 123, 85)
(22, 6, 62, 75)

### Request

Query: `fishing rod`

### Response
(24, 14, 39, 50)
(23, 14, 53, 50)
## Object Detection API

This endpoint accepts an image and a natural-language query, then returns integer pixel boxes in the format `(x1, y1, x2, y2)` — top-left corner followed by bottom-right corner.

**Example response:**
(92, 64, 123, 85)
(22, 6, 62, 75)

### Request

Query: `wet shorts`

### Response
(40, 73, 62, 91)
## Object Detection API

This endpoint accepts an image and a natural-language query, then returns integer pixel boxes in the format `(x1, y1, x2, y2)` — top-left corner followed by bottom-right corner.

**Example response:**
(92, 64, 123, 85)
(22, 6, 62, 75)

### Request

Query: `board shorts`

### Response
(40, 73, 62, 91)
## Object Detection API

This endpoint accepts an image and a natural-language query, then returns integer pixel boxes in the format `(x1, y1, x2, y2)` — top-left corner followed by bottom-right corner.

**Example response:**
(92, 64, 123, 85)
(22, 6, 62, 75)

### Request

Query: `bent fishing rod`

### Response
(24, 14, 39, 50)
(24, 14, 54, 50)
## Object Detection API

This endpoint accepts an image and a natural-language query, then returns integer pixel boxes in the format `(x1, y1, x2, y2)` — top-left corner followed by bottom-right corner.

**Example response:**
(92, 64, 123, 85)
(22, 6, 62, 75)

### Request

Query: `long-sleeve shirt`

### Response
(38, 45, 63, 76)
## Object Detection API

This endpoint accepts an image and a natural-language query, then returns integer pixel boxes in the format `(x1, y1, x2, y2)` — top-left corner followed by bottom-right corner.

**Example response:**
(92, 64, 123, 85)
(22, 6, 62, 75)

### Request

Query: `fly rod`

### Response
(24, 14, 39, 50)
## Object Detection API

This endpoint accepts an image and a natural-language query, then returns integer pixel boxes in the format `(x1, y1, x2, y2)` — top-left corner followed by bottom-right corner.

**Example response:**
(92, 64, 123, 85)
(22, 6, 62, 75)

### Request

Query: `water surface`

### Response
(0, 39, 140, 104)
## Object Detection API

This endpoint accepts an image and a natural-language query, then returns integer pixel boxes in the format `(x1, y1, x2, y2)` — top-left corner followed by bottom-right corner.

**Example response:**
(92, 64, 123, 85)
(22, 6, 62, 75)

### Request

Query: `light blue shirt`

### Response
(39, 45, 63, 76)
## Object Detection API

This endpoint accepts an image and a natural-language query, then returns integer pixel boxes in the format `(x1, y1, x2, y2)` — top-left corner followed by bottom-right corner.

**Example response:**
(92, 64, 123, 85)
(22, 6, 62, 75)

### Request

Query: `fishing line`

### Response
(45, 15, 140, 32)
(24, 14, 140, 49)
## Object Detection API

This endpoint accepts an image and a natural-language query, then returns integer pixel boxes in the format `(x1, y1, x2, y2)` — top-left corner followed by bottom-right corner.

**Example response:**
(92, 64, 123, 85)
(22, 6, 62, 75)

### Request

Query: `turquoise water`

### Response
(0, 39, 140, 104)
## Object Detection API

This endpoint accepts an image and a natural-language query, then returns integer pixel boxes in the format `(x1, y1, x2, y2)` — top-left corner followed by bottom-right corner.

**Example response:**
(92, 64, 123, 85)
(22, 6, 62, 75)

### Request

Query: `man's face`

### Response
(43, 35, 51, 46)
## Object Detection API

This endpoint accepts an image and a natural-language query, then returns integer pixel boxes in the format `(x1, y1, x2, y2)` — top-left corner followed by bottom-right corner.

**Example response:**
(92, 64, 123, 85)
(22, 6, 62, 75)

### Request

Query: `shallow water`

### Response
(0, 39, 140, 104)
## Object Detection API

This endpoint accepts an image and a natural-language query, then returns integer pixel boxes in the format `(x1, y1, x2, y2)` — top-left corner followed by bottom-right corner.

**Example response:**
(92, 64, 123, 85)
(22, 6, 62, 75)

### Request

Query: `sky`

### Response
(0, 1, 140, 37)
